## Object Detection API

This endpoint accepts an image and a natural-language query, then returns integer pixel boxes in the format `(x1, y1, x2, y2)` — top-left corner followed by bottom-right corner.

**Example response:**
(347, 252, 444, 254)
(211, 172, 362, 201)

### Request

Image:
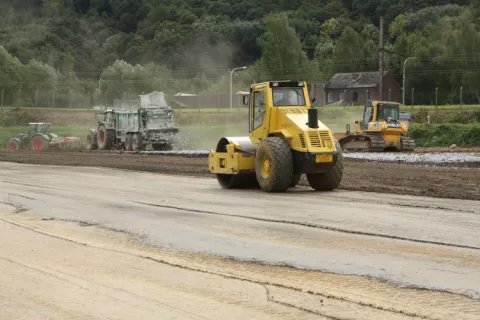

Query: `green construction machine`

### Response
(7, 123, 81, 152)
(85, 91, 180, 151)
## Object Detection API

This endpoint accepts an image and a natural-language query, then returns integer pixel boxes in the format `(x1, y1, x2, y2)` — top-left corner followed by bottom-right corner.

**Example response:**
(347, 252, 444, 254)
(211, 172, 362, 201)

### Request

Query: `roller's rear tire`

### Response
(306, 142, 343, 191)
(255, 137, 293, 193)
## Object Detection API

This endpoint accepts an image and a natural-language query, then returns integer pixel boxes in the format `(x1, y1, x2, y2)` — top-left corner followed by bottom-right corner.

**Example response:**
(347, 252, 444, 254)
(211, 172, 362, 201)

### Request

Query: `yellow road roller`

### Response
(208, 80, 343, 193)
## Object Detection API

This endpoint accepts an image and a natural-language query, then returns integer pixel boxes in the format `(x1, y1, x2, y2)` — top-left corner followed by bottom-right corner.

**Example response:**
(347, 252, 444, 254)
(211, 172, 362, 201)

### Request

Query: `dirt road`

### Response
(1, 150, 480, 200)
(1, 162, 480, 319)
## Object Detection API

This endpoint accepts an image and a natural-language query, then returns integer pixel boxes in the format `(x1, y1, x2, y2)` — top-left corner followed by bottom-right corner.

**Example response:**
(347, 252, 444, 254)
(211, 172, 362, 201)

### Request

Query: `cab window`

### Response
(364, 105, 374, 123)
(378, 104, 399, 121)
(272, 88, 306, 106)
(252, 90, 265, 130)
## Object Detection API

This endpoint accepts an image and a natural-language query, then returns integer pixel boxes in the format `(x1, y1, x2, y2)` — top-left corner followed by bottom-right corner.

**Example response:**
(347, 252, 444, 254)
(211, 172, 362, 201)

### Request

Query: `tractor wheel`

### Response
(7, 138, 21, 152)
(30, 135, 49, 151)
(290, 173, 302, 187)
(125, 134, 133, 151)
(254, 137, 293, 193)
(97, 125, 114, 150)
(306, 142, 344, 191)
(86, 132, 98, 150)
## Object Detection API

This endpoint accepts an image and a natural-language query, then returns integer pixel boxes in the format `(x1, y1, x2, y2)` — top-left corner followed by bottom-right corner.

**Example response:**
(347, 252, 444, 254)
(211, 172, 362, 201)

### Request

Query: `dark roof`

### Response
(325, 71, 387, 89)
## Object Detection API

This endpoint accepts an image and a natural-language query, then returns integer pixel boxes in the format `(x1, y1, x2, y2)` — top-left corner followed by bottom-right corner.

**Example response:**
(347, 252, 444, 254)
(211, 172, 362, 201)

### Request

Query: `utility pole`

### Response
(402, 57, 414, 105)
(379, 16, 384, 101)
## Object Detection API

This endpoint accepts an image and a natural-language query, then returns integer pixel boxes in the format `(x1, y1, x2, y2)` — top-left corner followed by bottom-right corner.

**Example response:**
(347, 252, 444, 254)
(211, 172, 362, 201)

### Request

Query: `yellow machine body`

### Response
(208, 81, 343, 193)
(333, 100, 415, 152)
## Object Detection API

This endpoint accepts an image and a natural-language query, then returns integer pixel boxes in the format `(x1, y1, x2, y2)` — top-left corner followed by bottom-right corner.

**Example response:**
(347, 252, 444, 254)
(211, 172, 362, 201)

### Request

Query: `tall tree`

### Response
(257, 12, 317, 81)
(333, 26, 365, 73)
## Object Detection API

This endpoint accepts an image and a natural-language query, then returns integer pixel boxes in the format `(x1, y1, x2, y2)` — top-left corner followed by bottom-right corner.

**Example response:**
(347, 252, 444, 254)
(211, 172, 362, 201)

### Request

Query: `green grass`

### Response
(409, 123, 480, 147)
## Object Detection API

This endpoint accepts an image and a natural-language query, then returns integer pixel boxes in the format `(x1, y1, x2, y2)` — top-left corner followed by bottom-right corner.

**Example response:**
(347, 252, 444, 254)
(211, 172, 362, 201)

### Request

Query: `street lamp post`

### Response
(52, 89, 56, 110)
(230, 66, 247, 109)
(402, 57, 415, 106)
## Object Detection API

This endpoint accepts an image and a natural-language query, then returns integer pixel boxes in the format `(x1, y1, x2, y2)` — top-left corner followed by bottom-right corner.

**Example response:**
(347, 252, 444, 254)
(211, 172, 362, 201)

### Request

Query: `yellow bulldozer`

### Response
(333, 100, 415, 152)
(208, 80, 343, 193)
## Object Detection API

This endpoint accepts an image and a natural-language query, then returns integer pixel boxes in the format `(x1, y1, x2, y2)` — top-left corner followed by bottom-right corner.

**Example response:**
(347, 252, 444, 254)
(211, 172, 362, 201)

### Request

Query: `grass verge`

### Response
(409, 123, 480, 147)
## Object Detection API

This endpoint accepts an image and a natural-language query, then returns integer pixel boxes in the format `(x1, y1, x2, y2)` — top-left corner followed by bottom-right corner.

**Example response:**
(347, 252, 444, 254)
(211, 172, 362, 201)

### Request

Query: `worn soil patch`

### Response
(1, 151, 479, 201)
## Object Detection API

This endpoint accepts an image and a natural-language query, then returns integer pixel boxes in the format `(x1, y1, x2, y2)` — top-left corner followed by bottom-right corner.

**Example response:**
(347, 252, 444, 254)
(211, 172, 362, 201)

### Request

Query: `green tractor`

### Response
(6, 122, 81, 152)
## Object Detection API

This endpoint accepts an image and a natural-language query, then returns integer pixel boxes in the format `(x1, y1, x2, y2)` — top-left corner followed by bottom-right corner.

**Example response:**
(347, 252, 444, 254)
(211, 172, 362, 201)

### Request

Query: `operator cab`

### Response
(377, 103, 400, 122)
(360, 100, 401, 130)
(27, 123, 50, 135)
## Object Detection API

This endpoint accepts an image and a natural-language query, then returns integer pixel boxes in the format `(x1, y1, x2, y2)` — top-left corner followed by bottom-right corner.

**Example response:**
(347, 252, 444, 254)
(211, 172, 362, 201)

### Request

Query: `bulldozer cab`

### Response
(376, 102, 400, 122)
(359, 100, 401, 130)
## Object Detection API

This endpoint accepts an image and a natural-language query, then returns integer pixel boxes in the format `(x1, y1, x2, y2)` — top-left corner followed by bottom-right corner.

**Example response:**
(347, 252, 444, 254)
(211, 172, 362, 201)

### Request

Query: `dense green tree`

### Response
(100, 59, 173, 102)
(257, 12, 317, 81)
(2, 0, 480, 105)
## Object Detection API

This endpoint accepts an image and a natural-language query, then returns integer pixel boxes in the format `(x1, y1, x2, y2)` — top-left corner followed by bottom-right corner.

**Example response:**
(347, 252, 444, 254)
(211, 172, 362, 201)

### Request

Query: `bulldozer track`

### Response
(401, 136, 416, 151)
(368, 135, 386, 152)
(133, 201, 480, 251)
(338, 134, 386, 152)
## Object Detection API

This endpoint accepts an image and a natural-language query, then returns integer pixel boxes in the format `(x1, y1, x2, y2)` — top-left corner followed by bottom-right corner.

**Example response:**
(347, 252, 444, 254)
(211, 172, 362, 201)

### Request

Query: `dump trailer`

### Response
(7, 122, 81, 152)
(86, 92, 179, 151)
(333, 100, 415, 152)
(208, 80, 343, 193)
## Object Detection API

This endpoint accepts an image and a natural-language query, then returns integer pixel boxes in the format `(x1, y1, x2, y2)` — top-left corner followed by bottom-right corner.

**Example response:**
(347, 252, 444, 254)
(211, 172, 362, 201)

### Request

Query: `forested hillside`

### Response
(0, 0, 479, 106)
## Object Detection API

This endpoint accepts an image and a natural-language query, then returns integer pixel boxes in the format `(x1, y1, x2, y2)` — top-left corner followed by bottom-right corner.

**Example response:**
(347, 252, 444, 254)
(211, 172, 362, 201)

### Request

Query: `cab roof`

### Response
(251, 80, 307, 89)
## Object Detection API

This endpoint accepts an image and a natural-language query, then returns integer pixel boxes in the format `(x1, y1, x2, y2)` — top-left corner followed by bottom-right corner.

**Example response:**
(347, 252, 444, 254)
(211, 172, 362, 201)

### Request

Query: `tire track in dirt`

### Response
(1, 211, 479, 320)
(132, 200, 480, 251)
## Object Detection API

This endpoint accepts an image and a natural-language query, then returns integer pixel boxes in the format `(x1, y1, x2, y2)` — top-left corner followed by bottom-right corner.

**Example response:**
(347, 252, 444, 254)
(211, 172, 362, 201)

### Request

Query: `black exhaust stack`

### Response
(307, 107, 319, 129)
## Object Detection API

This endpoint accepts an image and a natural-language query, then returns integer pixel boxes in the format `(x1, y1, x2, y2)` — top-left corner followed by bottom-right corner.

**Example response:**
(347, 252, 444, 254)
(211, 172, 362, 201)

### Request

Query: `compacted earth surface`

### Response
(1, 151, 479, 320)
(1, 150, 479, 200)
